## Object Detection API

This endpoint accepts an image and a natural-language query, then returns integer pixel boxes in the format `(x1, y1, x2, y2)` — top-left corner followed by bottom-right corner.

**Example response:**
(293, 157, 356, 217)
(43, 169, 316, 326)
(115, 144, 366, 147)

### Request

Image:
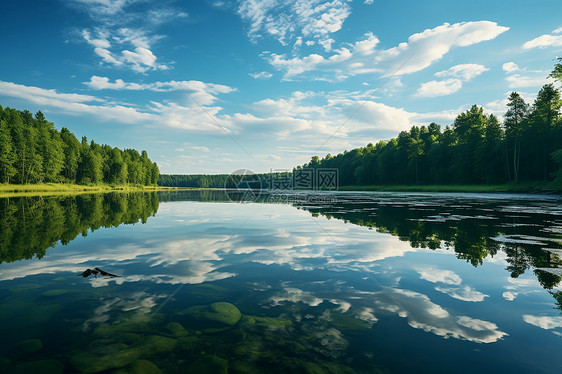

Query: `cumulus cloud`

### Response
(0, 80, 232, 133)
(416, 267, 462, 285)
(435, 285, 489, 302)
(83, 76, 235, 105)
(415, 63, 489, 98)
(82, 28, 168, 73)
(501, 62, 553, 89)
(267, 21, 508, 79)
(375, 288, 507, 343)
(237, 0, 351, 49)
(415, 79, 463, 98)
(523, 28, 562, 49)
(249, 71, 274, 79)
(523, 315, 562, 330)
(435, 64, 489, 81)
(502, 62, 519, 73)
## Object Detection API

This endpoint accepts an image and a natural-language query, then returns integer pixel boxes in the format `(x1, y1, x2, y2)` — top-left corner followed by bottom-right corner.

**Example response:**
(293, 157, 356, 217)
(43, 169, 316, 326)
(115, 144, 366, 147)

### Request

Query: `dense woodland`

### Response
(0, 106, 159, 185)
(0, 193, 159, 264)
(302, 60, 562, 187)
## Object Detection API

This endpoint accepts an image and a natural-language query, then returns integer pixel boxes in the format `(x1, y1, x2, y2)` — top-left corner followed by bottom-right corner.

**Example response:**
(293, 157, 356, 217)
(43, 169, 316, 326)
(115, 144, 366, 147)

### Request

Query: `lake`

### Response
(0, 190, 561, 373)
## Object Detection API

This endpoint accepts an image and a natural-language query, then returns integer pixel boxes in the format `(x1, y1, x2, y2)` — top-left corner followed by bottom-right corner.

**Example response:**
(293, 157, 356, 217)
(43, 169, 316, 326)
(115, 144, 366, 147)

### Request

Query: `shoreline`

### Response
(0, 183, 192, 198)
(338, 183, 561, 194)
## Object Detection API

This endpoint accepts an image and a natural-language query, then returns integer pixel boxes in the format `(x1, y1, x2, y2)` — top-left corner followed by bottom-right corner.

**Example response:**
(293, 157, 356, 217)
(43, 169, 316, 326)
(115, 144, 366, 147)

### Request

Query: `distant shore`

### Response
(338, 183, 561, 194)
(0, 183, 187, 198)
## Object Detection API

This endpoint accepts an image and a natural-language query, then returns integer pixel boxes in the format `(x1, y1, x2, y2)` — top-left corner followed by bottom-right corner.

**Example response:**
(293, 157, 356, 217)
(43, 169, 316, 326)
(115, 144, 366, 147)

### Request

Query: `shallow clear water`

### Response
(0, 191, 561, 373)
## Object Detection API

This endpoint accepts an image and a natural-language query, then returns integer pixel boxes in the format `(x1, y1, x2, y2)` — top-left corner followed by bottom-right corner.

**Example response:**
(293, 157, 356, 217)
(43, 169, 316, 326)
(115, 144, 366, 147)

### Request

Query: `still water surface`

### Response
(0, 190, 561, 373)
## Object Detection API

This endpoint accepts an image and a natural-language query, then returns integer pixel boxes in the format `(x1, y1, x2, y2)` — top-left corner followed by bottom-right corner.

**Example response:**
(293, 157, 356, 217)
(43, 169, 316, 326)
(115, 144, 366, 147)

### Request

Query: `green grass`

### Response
(338, 182, 561, 194)
(0, 183, 179, 198)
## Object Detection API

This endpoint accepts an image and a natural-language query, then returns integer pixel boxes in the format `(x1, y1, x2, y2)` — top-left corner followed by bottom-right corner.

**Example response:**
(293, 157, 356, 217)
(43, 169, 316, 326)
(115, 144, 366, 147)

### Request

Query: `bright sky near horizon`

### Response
(0, 0, 561, 174)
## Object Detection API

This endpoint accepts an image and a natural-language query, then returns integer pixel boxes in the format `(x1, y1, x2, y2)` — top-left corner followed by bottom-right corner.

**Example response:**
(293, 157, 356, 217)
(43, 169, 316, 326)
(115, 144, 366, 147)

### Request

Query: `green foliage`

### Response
(0, 106, 158, 186)
(299, 80, 562, 187)
(0, 192, 159, 264)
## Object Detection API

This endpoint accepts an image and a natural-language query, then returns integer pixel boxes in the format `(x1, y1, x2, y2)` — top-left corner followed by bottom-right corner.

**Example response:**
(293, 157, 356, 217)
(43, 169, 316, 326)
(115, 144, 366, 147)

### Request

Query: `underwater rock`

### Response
(303, 361, 355, 374)
(181, 302, 241, 326)
(166, 322, 189, 337)
(69, 336, 175, 373)
(69, 348, 141, 373)
(138, 335, 177, 354)
(42, 289, 68, 297)
(229, 361, 268, 374)
(327, 313, 371, 332)
(240, 315, 291, 329)
(186, 356, 228, 374)
(112, 359, 161, 374)
(177, 336, 204, 351)
(94, 313, 166, 337)
(6, 359, 64, 374)
(8, 339, 43, 360)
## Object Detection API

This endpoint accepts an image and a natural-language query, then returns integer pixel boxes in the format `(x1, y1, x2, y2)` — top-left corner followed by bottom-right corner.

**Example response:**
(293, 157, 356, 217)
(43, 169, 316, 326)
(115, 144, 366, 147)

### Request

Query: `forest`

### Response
(0, 106, 159, 185)
(0, 193, 159, 264)
(300, 60, 562, 187)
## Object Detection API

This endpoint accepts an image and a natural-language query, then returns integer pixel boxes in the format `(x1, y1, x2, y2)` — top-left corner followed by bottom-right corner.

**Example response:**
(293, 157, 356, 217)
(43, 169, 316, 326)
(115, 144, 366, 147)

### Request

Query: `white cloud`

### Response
(0, 80, 232, 133)
(249, 71, 274, 79)
(375, 288, 507, 343)
(415, 64, 488, 98)
(435, 285, 489, 302)
(415, 79, 463, 98)
(83, 76, 235, 105)
(82, 28, 168, 73)
(364, 0, 374, 4)
(192, 146, 210, 152)
(523, 28, 562, 49)
(523, 315, 562, 330)
(435, 64, 489, 81)
(501, 62, 554, 89)
(268, 21, 508, 79)
(237, 0, 351, 48)
(502, 62, 519, 73)
(417, 267, 462, 285)
(69, 0, 135, 16)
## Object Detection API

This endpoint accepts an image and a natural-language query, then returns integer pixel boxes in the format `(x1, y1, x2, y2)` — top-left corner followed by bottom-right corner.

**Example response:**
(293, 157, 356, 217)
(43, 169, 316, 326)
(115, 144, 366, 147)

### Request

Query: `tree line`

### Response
(0, 106, 159, 185)
(301, 60, 562, 187)
(0, 192, 159, 264)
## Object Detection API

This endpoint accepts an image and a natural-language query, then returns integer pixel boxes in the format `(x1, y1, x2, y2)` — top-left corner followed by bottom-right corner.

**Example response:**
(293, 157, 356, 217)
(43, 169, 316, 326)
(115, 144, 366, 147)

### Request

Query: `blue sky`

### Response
(0, 0, 561, 174)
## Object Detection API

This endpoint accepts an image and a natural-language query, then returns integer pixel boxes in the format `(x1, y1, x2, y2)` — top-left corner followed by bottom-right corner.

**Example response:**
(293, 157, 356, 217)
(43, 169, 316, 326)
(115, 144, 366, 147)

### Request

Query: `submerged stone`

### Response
(42, 289, 68, 297)
(69, 349, 141, 373)
(178, 336, 204, 351)
(138, 335, 177, 354)
(327, 313, 371, 331)
(9, 339, 43, 360)
(181, 302, 241, 326)
(186, 356, 228, 374)
(7, 359, 64, 374)
(113, 359, 161, 374)
(241, 315, 291, 328)
(166, 322, 189, 337)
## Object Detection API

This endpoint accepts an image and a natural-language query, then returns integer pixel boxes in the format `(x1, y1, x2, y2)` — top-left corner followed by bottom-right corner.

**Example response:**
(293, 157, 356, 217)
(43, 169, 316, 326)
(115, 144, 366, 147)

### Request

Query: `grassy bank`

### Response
(338, 182, 561, 194)
(0, 183, 183, 198)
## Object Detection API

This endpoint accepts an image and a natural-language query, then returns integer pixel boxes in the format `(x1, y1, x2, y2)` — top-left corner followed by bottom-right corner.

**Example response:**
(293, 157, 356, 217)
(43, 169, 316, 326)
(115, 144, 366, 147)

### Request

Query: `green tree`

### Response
(504, 92, 529, 182)
(0, 119, 16, 183)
